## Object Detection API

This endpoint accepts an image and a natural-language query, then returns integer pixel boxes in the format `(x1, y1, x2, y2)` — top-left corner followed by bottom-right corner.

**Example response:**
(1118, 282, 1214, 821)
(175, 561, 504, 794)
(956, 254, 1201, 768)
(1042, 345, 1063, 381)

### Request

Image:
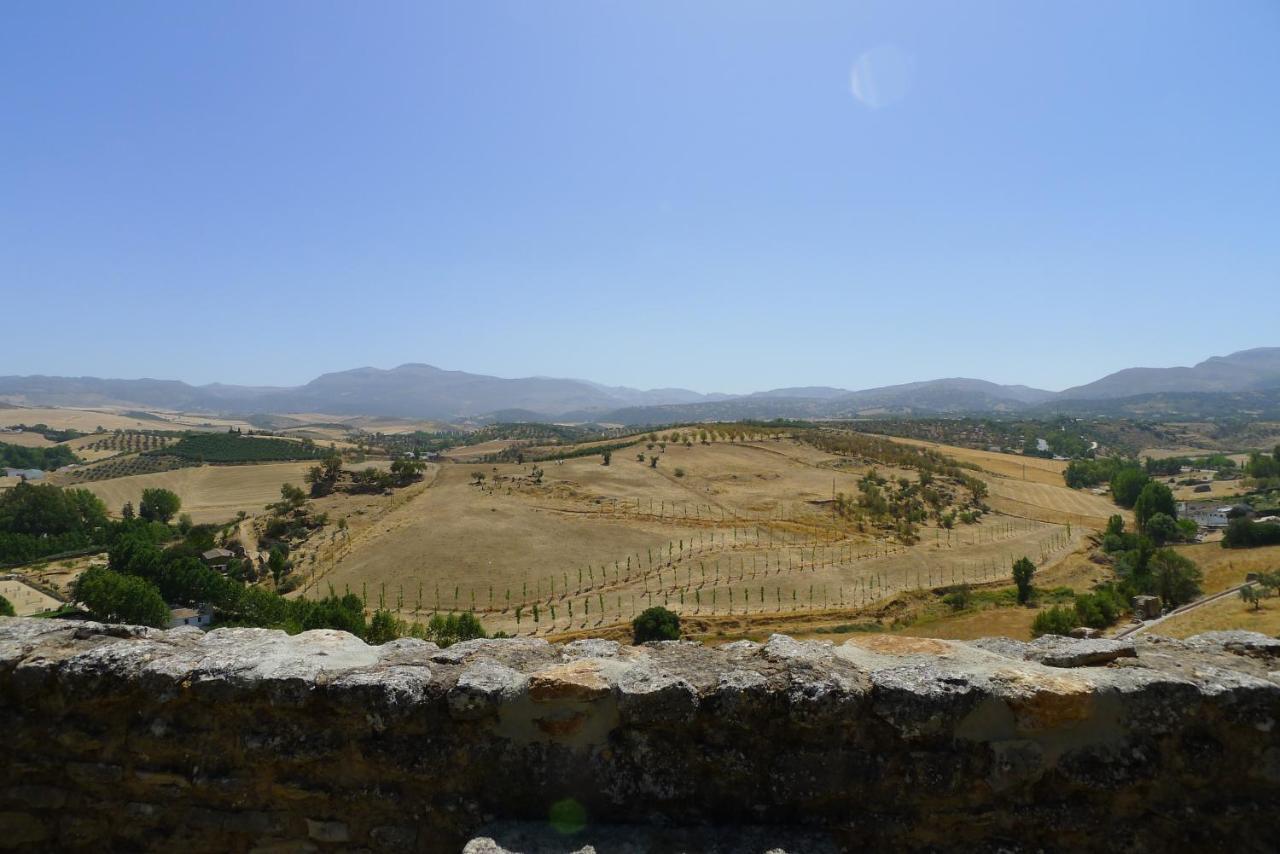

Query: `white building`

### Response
(168, 605, 213, 629)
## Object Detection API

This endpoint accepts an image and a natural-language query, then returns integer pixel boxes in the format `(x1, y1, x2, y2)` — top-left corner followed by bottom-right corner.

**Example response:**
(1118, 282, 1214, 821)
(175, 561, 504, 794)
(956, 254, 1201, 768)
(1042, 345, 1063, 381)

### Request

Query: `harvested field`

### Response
(305, 439, 1088, 636)
(0, 431, 55, 448)
(0, 577, 61, 616)
(81, 462, 313, 524)
(982, 477, 1125, 528)
(879, 436, 1067, 486)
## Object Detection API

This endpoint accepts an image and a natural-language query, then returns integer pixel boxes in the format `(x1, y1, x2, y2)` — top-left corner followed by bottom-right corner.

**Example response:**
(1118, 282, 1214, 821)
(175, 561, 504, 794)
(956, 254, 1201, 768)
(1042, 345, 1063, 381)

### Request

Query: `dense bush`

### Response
(0, 593, 14, 617)
(1073, 585, 1127, 628)
(632, 606, 681, 643)
(0, 441, 77, 470)
(1031, 605, 1077, 637)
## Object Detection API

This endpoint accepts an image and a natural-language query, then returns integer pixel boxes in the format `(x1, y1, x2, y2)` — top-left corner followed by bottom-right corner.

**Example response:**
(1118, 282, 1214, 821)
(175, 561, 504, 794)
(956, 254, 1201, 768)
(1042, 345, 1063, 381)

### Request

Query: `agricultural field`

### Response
(0, 431, 56, 448)
(980, 477, 1125, 528)
(158, 432, 332, 463)
(75, 430, 179, 455)
(0, 577, 61, 616)
(0, 407, 254, 433)
(880, 436, 1069, 486)
(296, 434, 1089, 638)
(82, 462, 314, 524)
(57, 454, 195, 484)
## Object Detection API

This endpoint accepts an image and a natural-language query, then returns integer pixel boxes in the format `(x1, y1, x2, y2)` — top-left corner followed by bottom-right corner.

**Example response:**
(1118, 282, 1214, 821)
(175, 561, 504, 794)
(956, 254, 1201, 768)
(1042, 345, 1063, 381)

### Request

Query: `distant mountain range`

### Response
(3, 348, 1280, 425)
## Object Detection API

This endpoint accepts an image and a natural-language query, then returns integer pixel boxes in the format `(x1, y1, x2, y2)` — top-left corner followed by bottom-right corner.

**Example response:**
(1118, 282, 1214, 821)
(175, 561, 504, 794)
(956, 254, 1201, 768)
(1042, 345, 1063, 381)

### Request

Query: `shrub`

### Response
(423, 611, 487, 647)
(632, 605, 681, 643)
(942, 585, 972, 611)
(0, 593, 14, 617)
(674, 468, 686, 478)
(366, 609, 401, 645)
(1031, 605, 1077, 637)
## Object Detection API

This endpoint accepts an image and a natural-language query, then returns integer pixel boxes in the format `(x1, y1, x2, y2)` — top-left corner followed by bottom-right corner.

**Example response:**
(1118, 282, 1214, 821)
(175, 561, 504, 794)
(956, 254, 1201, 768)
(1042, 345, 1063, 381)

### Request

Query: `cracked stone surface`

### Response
(1, 617, 1278, 851)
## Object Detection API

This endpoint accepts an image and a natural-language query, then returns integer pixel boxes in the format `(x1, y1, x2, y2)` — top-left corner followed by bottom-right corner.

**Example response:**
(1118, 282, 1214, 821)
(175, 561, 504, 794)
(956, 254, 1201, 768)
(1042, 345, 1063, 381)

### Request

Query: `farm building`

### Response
(201, 548, 235, 572)
(168, 605, 213, 629)
(1178, 503, 1253, 529)
(3, 468, 44, 481)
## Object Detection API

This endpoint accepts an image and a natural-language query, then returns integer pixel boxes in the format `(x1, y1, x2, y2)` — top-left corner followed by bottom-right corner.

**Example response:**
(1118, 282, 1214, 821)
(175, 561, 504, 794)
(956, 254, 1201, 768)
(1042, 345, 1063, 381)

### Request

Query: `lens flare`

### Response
(850, 45, 915, 109)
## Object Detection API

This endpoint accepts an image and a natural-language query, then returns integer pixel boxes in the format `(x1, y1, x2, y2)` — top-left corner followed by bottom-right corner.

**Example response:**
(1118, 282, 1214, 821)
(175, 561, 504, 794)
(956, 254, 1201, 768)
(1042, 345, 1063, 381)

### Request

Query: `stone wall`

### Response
(1, 616, 1279, 852)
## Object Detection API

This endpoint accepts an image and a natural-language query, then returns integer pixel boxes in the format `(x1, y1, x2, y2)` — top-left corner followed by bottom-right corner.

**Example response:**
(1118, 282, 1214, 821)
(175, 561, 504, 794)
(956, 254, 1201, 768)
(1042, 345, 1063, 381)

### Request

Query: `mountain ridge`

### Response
(1, 348, 1277, 424)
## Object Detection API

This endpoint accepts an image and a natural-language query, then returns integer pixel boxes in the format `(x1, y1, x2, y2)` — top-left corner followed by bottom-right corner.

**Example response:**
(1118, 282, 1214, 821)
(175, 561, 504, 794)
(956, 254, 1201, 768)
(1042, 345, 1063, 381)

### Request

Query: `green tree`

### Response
(1148, 548, 1202, 608)
(632, 605, 680, 643)
(139, 488, 181, 523)
(74, 566, 170, 628)
(1109, 467, 1150, 509)
(0, 593, 14, 617)
(602, 450, 612, 466)
(1144, 512, 1179, 546)
(1239, 585, 1261, 611)
(268, 547, 288, 588)
(278, 483, 308, 510)
(1134, 482, 1176, 531)
(1012, 556, 1036, 604)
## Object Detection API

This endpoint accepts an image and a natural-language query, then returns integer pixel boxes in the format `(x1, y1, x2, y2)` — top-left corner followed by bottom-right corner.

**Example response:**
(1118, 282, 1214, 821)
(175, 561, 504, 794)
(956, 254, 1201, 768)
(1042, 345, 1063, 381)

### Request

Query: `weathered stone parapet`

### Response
(1, 617, 1278, 852)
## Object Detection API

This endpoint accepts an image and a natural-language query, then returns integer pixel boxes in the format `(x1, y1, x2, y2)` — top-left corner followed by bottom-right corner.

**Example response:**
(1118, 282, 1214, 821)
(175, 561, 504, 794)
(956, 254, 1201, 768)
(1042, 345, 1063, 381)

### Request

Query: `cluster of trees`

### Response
(71, 512, 487, 646)
(1222, 517, 1280, 548)
(304, 455, 427, 498)
(0, 441, 78, 471)
(0, 481, 111, 565)
(1064, 456, 1136, 490)
(305, 455, 345, 497)
(1032, 585, 1129, 636)
(155, 432, 331, 463)
(1100, 515, 1202, 607)
(1244, 447, 1280, 480)
(348, 458, 428, 494)
(1239, 572, 1280, 610)
(5, 423, 84, 443)
(1144, 454, 1236, 476)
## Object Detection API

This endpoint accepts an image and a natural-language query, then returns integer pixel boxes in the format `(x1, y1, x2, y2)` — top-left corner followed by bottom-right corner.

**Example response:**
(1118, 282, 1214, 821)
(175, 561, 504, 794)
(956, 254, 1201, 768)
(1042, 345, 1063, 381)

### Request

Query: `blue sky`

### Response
(3, 1, 1277, 393)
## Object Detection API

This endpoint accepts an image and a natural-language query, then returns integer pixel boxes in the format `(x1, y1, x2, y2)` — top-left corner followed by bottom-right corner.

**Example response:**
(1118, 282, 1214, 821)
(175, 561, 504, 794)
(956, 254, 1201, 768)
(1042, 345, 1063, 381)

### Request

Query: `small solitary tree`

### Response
(139, 488, 181, 524)
(602, 450, 612, 466)
(632, 605, 680, 644)
(1012, 556, 1035, 604)
(1239, 585, 1261, 611)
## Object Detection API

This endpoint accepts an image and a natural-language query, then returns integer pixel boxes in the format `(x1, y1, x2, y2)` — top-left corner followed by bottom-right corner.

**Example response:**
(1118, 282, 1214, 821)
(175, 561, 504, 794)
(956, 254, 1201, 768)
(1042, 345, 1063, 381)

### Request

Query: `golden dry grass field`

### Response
(0, 577, 61, 616)
(82, 462, 314, 524)
(0, 407, 255, 433)
(0, 430, 56, 448)
(1154, 592, 1280, 638)
(289, 437, 1088, 638)
(879, 436, 1068, 485)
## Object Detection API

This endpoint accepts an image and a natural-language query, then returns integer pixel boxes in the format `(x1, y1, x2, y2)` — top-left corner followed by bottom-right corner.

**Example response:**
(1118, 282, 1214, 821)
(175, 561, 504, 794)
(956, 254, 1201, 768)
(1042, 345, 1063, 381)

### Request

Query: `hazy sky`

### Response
(3, 2, 1277, 393)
